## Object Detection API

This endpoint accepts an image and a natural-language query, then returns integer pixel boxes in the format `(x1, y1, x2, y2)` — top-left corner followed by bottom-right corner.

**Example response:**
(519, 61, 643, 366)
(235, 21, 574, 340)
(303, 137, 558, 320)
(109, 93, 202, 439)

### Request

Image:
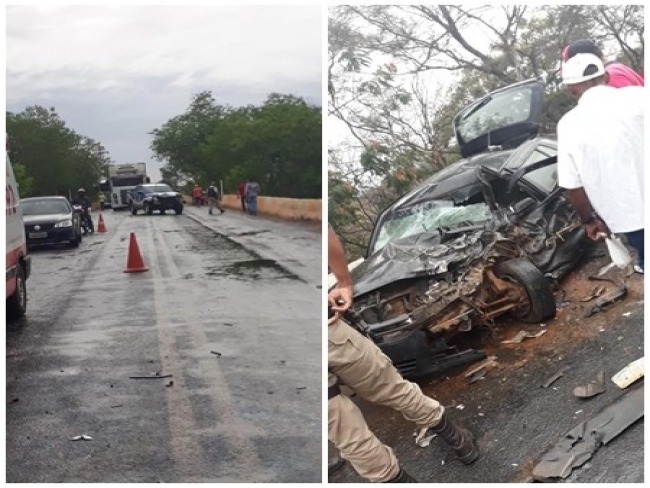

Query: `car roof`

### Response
(22, 196, 69, 201)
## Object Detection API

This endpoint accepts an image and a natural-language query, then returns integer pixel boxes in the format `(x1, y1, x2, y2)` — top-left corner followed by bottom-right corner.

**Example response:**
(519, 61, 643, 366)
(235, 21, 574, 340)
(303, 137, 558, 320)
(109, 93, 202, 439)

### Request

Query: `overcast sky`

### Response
(6, 5, 322, 182)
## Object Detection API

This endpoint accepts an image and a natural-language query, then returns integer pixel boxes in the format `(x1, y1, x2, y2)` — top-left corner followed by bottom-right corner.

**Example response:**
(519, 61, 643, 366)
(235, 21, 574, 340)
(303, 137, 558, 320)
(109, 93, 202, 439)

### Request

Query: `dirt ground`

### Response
(330, 246, 644, 483)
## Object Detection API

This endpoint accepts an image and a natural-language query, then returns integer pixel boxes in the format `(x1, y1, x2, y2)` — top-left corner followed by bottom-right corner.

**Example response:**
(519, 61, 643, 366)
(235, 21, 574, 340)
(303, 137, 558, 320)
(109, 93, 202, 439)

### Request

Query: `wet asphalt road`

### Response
(329, 256, 644, 483)
(6, 207, 322, 483)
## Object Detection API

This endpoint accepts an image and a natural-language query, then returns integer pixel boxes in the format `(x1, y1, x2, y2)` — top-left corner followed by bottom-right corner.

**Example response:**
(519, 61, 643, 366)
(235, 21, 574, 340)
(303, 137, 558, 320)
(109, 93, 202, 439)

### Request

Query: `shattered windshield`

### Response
(373, 200, 491, 254)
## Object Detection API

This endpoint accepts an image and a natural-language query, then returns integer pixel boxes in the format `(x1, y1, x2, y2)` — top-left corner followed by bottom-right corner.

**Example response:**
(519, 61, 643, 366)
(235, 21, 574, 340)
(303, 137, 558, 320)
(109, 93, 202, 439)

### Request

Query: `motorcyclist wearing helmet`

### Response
(72, 188, 94, 233)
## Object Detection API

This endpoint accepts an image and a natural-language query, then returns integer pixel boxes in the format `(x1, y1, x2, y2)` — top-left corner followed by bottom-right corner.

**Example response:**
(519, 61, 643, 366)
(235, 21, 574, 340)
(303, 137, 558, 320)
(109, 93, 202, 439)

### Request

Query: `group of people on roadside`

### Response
(327, 39, 644, 483)
(237, 179, 261, 216)
(191, 178, 261, 217)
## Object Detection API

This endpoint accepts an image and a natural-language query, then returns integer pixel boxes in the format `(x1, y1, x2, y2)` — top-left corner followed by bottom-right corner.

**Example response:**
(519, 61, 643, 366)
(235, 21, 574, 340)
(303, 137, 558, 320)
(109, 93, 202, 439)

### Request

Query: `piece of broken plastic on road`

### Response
(70, 435, 93, 441)
(611, 357, 644, 389)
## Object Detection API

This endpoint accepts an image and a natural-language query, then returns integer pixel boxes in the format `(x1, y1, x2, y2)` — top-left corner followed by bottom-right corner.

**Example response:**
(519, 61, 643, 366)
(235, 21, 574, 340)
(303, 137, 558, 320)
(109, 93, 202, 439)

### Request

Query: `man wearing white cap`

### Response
(557, 53, 644, 272)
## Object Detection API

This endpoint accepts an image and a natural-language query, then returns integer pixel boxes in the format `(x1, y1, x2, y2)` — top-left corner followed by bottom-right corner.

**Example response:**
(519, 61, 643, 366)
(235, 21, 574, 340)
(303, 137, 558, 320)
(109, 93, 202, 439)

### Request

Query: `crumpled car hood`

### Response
(351, 230, 497, 298)
(351, 195, 590, 299)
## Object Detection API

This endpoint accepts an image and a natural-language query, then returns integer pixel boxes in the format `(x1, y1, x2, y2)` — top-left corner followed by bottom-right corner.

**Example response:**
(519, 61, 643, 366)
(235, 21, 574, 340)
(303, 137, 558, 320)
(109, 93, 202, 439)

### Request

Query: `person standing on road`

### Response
(328, 225, 479, 483)
(557, 53, 644, 272)
(192, 183, 203, 207)
(245, 179, 260, 216)
(207, 182, 225, 215)
(561, 39, 644, 88)
(238, 181, 247, 212)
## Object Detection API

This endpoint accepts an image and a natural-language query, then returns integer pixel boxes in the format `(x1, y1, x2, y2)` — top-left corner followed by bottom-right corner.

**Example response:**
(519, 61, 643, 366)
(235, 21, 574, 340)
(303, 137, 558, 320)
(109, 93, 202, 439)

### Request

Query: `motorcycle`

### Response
(73, 204, 94, 235)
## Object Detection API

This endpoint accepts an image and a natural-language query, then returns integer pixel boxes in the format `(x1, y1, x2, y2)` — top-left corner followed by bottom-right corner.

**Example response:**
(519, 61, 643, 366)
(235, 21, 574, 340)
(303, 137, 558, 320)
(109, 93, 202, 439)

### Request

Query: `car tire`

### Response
(495, 259, 556, 323)
(131, 205, 137, 215)
(175, 205, 183, 215)
(144, 202, 153, 215)
(7, 265, 27, 320)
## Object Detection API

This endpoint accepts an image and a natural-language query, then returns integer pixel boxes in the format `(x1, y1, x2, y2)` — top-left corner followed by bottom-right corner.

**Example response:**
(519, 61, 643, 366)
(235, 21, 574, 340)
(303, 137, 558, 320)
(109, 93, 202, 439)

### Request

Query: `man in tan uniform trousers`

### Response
(328, 225, 479, 482)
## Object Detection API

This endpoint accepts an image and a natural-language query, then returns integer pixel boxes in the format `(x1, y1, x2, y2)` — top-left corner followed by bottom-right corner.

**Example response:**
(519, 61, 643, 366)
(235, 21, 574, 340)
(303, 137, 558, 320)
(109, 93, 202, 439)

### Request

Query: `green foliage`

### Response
(12, 163, 34, 197)
(6, 106, 111, 198)
(151, 92, 322, 198)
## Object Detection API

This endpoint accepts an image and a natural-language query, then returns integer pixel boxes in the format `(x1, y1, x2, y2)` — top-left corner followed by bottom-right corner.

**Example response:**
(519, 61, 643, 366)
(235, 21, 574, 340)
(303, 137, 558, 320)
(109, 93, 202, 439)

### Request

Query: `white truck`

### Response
(107, 162, 149, 210)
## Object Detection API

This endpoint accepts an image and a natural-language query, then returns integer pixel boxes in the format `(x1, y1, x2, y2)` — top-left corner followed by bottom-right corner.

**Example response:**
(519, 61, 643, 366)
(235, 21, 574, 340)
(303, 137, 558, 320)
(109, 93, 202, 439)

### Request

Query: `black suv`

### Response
(129, 184, 183, 215)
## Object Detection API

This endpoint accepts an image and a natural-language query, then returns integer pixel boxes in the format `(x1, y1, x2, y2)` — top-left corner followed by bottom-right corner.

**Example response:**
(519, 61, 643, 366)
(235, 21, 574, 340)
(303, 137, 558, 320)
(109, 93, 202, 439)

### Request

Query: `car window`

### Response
(520, 146, 558, 194)
(22, 200, 71, 215)
(145, 185, 173, 193)
(457, 87, 532, 143)
(373, 200, 491, 254)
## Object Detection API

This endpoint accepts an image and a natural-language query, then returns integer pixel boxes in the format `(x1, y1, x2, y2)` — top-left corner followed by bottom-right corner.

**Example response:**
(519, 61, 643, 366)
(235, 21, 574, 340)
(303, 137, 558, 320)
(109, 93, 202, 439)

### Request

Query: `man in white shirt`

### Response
(557, 53, 644, 272)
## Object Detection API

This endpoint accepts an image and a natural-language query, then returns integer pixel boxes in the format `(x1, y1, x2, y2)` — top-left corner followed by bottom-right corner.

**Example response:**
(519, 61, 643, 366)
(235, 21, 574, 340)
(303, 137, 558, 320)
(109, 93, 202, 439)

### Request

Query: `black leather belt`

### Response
(328, 384, 341, 399)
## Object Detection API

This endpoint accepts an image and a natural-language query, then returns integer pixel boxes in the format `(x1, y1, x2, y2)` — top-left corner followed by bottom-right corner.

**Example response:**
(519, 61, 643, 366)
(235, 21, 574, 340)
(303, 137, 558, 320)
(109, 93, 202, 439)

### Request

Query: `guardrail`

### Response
(182, 195, 322, 221)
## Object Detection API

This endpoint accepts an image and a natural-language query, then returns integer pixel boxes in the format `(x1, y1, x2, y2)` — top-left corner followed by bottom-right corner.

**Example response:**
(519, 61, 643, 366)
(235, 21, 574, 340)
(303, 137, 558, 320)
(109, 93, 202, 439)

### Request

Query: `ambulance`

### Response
(6, 153, 31, 319)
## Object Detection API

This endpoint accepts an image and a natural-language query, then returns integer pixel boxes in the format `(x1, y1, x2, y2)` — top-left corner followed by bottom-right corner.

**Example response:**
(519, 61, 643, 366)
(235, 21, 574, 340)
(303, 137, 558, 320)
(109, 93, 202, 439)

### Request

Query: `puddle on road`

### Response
(180, 220, 300, 282)
(205, 258, 298, 281)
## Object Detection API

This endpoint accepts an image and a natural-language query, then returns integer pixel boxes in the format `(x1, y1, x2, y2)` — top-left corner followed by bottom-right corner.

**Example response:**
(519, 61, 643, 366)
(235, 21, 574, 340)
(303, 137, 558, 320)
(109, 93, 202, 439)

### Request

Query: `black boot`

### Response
(387, 469, 417, 483)
(430, 414, 479, 465)
(328, 456, 344, 475)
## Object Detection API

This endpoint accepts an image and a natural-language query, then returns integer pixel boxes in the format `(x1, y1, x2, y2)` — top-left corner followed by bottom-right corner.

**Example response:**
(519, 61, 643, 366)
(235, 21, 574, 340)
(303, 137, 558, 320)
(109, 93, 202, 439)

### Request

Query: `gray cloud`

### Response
(6, 5, 323, 182)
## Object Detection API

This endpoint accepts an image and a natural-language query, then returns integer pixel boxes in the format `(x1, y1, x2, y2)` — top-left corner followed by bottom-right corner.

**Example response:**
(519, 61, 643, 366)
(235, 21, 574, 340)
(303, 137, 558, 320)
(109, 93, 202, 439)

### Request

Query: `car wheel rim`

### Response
(501, 275, 532, 317)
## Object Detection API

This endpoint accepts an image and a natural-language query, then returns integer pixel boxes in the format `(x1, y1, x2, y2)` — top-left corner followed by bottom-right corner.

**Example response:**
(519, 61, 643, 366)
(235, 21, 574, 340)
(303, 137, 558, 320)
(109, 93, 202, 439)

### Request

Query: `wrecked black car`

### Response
(344, 78, 593, 379)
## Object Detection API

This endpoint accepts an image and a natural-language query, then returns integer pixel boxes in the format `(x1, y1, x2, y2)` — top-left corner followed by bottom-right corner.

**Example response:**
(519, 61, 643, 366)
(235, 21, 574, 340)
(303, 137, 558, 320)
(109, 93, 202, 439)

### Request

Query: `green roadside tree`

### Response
(6, 106, 111, 198)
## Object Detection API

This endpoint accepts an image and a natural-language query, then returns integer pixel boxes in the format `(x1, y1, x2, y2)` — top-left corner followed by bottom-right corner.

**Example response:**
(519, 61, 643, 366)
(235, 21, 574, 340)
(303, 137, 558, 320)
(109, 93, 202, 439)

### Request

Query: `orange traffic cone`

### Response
(97, 214, 107, 233)
(124, 232, 149, 273)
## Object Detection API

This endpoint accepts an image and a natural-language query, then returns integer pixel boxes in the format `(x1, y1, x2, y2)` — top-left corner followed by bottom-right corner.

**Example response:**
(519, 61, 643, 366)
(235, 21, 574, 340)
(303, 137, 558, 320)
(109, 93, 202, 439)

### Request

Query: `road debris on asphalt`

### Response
(414, 427, 437, 448)
(532, 384, 643, 481)
(468, 368, 487, 384)
(501, 329, 546, 344)
(464, 356, 498, 377)
(210, 351, 222, 357)
(582, 284, 627, 318)
(580, 285, 607, 302)
(129, 372, 173, 379)
(70, 435, 93, 441)
(555, 289, 570, 308)
(573, 371, 605, 398)
(611, 357, 644, 389)
(542, 368, 568, 389)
